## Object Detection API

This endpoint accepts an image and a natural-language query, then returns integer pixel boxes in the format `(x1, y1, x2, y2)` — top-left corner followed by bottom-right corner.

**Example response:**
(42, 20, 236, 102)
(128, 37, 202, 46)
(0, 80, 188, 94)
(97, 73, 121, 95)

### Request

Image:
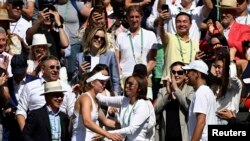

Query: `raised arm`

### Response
(96, 94, 126, 108)
(202, 0, 213, 18)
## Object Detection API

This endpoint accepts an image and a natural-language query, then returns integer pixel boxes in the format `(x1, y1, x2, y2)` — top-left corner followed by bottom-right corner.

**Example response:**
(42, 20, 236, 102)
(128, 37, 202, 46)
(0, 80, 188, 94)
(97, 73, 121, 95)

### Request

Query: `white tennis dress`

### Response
(71, 92, 99, 141)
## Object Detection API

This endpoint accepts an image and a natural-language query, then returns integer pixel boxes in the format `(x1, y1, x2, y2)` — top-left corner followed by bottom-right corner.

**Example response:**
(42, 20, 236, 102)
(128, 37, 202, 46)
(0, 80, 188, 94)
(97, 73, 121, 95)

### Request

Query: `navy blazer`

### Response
(22, 105, 70, 141)
(72, 51, 121, 95)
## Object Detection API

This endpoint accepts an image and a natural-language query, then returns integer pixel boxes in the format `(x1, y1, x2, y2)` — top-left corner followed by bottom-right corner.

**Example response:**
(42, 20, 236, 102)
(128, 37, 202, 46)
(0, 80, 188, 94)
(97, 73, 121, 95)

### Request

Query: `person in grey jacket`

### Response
(154, 61, 194, 141)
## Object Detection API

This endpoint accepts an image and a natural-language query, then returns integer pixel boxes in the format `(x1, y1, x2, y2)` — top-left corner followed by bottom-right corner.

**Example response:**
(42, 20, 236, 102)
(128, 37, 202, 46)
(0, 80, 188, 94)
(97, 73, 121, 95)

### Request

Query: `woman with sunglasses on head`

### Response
(72, 26, 121, 95)
(95, 74, 156, 141)
(154, 61, 194, 141)
(207, 50, 242, 125)
(71, 70, 123, 141)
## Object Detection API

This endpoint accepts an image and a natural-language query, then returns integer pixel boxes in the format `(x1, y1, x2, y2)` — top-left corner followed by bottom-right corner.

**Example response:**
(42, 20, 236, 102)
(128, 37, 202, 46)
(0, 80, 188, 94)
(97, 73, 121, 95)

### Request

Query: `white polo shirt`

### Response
(116, 28, 157, 77)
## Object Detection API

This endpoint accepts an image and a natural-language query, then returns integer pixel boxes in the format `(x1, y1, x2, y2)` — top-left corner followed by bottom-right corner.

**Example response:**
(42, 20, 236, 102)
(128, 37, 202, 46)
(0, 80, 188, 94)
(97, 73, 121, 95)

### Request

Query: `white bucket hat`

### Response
(182, 60, 208, 75)
(29, 34, 52, 48)
(86, 72, 110, 83)
(41, 81, 66, 95)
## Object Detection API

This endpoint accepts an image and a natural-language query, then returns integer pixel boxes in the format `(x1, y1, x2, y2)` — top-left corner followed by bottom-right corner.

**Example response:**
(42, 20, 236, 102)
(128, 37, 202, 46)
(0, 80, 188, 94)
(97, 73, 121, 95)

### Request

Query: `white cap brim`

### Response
(86, 72, 110, 83)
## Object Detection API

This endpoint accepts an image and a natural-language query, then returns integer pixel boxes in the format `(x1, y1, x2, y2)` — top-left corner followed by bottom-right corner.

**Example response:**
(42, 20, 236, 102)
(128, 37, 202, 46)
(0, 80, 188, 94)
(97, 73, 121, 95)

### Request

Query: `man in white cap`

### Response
(182, 60, 217, 141)
(22, 81, 70, 141)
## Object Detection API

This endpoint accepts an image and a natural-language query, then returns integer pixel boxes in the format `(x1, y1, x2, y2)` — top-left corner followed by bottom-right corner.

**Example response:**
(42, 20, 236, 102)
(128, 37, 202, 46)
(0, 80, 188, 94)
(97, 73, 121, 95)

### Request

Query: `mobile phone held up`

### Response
(84, 56, 91, 65)
(162, 4, 169, 11)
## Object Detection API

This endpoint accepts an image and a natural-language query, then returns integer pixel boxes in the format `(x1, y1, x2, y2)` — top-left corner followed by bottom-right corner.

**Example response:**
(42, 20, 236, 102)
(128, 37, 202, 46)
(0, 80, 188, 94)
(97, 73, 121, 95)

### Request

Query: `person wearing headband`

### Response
(71, 70, 123, 141)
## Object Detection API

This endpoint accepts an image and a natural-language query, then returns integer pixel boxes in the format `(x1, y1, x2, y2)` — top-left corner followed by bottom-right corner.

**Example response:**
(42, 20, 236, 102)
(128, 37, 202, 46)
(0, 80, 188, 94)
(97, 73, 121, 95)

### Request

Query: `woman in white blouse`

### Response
(96, 75, 156, 141)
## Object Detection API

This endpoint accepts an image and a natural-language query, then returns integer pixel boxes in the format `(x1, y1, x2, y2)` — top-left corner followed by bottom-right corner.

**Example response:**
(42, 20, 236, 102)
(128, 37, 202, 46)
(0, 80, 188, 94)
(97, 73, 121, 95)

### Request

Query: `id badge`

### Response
(136, 57, 143, 64)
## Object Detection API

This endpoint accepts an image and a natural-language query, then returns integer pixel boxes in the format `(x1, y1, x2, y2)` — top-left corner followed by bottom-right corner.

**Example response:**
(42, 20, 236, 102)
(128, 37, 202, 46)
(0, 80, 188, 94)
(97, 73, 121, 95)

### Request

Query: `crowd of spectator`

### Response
(0, 0, 250, 141)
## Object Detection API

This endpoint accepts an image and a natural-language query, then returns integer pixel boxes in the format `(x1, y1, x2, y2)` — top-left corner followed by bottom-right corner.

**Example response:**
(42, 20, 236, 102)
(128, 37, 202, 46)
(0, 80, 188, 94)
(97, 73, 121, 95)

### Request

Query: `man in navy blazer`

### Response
(22, 81, 70, 141)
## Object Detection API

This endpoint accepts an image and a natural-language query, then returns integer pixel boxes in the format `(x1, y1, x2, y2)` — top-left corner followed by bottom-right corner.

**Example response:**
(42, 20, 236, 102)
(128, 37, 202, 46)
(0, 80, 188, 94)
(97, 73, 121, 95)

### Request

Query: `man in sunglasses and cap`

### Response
(22, 80, 70, 141)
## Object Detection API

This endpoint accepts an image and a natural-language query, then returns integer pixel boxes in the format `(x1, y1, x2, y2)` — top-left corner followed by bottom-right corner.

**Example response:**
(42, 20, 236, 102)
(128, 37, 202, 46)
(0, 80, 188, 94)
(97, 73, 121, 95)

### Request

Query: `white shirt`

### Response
(188, 85, 218, 141)
(116, 28, 157, 77)
(10, 16, 32, 44)
(13, 77, 25, 102)
(236, 14, 250, 25)
(16, 78, 76, 118)
(96, 94, 156, 141)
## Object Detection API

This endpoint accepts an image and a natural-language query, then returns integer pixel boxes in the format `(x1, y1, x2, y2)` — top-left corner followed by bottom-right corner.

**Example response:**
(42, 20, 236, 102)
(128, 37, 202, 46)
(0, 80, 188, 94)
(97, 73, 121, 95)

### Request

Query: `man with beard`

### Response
(182, 60, 217, 141)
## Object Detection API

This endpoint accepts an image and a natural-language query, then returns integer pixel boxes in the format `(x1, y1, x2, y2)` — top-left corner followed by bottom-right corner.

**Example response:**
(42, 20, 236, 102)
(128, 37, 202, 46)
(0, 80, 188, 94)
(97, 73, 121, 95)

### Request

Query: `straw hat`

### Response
(29, 34, 52, 48)
(216, 0, 239, 10)
(41, 81, 66, 95)
(0, 9, 14, 21)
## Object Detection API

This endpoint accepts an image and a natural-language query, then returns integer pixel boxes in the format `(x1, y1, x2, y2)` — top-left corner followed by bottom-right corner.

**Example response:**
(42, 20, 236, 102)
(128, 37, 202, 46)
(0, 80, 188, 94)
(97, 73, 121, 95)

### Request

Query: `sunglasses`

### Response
(211, 43, 221, 47)
(51, 93, 64, 98)
(171, 70, 184, 75)
(93, 35, 105, 41)
(48, 65, 60, 70)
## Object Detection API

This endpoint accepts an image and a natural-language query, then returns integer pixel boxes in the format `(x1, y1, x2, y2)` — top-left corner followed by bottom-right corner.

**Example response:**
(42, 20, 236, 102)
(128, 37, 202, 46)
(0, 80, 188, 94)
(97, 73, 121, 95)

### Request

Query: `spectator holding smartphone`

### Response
(72, 26, 121, 95)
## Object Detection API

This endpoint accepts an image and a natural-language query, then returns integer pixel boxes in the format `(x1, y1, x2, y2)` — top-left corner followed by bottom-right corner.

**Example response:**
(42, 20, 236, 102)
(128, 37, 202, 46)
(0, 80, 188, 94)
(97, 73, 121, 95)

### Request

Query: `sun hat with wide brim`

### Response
(41, 81, 66, 95)
(29, 34, 52, 48)
(215, 0, 239, 10)
(0, 9, 14, 21)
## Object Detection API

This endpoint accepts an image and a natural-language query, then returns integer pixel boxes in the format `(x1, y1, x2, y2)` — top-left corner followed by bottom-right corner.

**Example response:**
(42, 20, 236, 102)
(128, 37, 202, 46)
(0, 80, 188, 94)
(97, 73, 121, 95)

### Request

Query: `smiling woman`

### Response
(72, 26, 121, 95)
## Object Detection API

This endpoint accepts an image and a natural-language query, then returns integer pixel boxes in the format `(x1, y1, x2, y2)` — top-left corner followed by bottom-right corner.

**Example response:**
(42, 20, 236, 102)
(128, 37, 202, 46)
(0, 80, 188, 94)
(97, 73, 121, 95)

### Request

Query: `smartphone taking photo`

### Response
(162, 4, 169, 11)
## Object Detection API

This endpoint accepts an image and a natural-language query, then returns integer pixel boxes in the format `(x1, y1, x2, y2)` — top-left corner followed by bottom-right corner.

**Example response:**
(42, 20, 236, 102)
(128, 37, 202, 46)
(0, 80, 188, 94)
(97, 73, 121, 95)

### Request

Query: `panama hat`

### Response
(29, 34, 52, 48)
(0, 9, 14, 21)
(41, 81, 66, 95)
(216, 0, 239, 10)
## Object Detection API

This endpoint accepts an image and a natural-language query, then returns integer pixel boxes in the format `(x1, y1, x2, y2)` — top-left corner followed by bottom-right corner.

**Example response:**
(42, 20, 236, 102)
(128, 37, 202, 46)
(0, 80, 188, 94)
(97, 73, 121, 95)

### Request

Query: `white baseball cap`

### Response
(86, 72, 110, 83)
(182, 60, 208, 75)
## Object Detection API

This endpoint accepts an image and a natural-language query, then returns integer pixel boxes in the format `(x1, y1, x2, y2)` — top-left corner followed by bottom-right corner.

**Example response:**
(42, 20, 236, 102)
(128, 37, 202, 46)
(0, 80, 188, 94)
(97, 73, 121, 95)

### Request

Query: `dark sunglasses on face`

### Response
(12, 3, 23, 9)
(48, 65, 60, 70)
(211, 43, 221, 47)
(171, 70, 184, 75)
(51, 93, 64, 98)
(93, 35, 105, 41)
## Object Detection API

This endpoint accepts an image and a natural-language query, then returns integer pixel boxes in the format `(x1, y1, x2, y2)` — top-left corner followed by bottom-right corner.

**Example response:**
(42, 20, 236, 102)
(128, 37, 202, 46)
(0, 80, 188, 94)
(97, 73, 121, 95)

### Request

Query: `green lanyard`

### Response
(129, 29, 143, 64)
(123, 100, 138, 126)
(176, 34, 193, 63)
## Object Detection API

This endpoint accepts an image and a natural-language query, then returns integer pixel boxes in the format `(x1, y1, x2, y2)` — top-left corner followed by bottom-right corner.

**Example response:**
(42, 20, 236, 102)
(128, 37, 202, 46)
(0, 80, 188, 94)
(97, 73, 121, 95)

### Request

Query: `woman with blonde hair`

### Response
(72, 26, 121, 95)
(71, 70, 123, 141)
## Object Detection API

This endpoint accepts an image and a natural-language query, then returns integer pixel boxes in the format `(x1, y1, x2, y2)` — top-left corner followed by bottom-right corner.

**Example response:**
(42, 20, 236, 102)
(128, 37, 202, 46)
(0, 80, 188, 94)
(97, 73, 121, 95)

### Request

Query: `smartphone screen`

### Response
(84, 56, 91, 64)
(162, 4, 169, 11)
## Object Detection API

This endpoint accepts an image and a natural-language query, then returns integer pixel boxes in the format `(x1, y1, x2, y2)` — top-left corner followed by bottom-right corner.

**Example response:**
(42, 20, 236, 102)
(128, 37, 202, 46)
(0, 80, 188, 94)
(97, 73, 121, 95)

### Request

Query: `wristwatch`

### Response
(55, 24, 63, 28)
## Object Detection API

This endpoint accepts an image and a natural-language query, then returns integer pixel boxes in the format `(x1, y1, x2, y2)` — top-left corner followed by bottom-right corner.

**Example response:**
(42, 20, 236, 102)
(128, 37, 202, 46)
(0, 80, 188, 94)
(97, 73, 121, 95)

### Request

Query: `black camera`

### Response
(242, 40, 250, 48)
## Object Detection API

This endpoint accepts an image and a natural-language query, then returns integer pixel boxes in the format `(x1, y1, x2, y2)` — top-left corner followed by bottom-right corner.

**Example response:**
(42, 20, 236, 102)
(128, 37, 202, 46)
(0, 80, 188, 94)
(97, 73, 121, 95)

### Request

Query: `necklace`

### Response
(175, 34, 193, 63)
(129, 28, 143, 64)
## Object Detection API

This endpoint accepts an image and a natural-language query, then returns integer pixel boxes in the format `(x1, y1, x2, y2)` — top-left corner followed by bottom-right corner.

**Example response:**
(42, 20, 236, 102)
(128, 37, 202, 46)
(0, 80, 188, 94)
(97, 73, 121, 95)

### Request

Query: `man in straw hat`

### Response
(22, 80, 70, 141)
(217, 0, 250, 60)
(183, 60, 218, 141)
